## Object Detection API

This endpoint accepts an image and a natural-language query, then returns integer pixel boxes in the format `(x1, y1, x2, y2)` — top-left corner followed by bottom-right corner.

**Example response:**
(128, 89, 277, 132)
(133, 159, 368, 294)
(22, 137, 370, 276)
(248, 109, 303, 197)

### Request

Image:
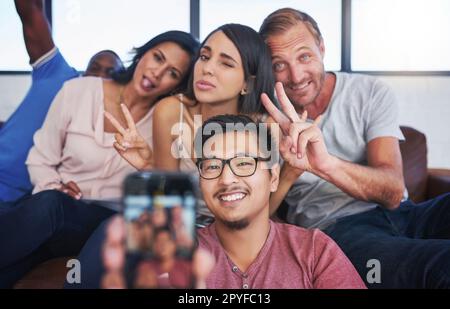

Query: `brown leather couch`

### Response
(10, 126, 450, 289)
(399, 126, 450, 203)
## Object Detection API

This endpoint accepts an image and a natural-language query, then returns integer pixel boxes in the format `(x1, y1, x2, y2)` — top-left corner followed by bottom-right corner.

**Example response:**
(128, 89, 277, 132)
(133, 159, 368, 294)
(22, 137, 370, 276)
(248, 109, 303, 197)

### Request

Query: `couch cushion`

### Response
(399, 126, 428, 203)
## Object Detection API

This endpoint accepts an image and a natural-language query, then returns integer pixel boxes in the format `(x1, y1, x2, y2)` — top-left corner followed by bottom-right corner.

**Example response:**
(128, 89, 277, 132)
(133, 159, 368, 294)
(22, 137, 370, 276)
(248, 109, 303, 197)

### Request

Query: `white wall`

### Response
(0, 75, 31, 120)
(1, 74, 449, 168)
(378, 76, 450, 169)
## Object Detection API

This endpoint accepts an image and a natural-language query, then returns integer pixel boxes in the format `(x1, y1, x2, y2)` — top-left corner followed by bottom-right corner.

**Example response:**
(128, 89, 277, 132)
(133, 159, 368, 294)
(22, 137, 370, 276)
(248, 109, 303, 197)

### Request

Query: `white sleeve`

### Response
(366, 79, 404, 142)
(26, 82, 72, 193)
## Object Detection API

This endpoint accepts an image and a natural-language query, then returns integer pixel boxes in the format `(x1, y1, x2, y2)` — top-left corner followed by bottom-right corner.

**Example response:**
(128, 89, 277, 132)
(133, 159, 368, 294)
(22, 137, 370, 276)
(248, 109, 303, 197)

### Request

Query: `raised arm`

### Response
(263, 82, 405, 211)
(320, 137, 404, 209)
(15, 0, 54, 63)
(264, 114, 305, 216)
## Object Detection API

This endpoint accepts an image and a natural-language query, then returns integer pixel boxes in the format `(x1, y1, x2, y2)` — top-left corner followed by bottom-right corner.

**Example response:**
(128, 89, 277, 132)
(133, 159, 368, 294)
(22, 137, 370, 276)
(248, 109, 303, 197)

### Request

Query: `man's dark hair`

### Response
(90, 49, 122, 61)
(185, 24, 276, 115)
(112, 31, 200, 95)
(195, 114, 278, 167)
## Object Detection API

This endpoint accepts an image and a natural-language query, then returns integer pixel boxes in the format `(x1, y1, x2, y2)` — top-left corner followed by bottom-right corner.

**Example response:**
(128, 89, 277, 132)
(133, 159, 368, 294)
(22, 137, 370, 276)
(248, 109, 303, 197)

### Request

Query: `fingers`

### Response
(288, 124, 301, 154)
(261, 93, 291, 133)
(193, 249, 215, 289)
(60, 187, 80, 200)
(120, 104, 138, 132)
(275, 82, 300, 122)
(288, 122, 313, 155)
(297, 133, 308, 159)
(297, 126, 321, 159)
(113, 142, 127, 154)
(104, 111, 126, 135)
(66, 181, 81, 192)
(66, 181, 82, 199)
(114, 134, 131, 150)
(284, 111, 321, 158)
(58, 182, 82, 200)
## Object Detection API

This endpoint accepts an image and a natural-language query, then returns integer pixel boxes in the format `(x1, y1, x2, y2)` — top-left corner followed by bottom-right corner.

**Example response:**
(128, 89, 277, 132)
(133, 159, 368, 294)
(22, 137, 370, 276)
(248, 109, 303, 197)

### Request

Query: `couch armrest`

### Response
(426, 169, 450, 200)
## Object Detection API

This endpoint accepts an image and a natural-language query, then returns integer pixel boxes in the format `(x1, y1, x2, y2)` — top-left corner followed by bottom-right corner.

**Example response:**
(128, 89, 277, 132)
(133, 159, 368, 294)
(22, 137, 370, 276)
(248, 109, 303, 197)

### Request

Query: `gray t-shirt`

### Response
(285, 72, 404, 230)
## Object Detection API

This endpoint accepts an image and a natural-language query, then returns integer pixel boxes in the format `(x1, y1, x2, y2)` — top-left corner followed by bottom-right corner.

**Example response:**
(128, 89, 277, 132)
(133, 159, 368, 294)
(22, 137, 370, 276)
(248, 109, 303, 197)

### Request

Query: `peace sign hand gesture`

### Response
(104, 104, 153, 171)
(261, 82, 332, 174)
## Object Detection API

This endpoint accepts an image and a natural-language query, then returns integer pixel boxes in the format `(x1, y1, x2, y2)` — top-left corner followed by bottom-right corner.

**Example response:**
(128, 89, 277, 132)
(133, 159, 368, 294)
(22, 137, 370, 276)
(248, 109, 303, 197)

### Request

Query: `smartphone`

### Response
(123, 171, 197, 289)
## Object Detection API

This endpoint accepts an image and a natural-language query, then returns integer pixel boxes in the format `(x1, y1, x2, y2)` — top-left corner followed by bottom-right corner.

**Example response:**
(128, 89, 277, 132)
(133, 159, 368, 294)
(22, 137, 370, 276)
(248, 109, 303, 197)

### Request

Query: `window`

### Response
(0, 1, 31, 71)
(200, 0, 342, 71)
(352, 0, 450, 71)
(2, 0, 449, 73)
(52, 0, 190, 71)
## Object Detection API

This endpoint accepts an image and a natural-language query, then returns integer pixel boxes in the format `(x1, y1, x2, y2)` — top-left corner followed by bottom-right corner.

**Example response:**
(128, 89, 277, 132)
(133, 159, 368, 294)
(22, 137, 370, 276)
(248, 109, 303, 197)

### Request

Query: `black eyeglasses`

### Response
(196, 156, 271, 180)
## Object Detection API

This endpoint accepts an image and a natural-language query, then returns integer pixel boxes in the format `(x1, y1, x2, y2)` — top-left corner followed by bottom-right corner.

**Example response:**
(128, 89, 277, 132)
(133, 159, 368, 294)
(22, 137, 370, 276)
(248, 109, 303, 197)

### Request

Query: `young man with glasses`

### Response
(76, 114, 365, 289)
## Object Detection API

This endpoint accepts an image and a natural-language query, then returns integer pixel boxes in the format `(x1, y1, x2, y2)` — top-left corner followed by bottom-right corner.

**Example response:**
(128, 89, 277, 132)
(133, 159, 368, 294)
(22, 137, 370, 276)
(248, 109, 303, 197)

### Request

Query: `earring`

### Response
(240, 89, 248, 95)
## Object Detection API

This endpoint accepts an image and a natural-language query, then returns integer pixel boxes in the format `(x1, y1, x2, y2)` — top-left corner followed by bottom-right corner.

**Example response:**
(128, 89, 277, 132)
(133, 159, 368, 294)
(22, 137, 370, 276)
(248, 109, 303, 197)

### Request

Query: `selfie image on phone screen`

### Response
(123, 172, 196, 289)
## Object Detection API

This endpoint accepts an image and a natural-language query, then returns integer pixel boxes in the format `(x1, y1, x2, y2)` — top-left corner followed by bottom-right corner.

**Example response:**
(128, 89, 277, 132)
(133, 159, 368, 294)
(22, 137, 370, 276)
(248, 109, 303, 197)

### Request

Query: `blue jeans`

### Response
(324, 193, 450, 288)
(0, 190, 116, 288)
(70, 194, 450, 289)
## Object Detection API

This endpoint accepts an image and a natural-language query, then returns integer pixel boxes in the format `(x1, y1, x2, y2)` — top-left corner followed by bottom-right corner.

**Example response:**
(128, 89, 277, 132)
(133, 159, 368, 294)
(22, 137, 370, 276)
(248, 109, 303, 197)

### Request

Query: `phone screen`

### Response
(123, 172, 197, 289)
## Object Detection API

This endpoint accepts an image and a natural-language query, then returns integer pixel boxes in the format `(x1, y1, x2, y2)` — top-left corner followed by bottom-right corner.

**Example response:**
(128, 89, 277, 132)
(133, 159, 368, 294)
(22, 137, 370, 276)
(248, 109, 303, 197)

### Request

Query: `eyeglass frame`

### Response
(196, 155, 272, 180)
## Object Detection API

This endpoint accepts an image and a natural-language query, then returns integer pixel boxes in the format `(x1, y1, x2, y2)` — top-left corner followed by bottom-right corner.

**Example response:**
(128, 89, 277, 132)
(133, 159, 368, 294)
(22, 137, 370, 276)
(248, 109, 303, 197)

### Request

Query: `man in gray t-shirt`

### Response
(258, 8, 450, 288)
(284, 72, 405, 229)
(259, 10, 406, 229)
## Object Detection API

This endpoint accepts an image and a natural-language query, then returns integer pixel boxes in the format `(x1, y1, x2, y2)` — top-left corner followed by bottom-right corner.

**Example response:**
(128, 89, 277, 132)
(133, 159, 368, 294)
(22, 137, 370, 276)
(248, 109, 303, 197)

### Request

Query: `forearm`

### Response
(315, 156, 405, 209)
(269, 163, 304, 216)
(27, 160, 62, 194)
(15, 0, 42, 20)
(26, 140, 63, 193)
(15, 0, 54, 63)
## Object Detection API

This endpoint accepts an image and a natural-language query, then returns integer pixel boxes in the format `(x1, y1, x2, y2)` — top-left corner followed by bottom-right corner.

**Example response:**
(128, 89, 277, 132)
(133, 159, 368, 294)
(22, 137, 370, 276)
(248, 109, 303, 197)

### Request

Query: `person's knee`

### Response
(31, 190, 68, 220)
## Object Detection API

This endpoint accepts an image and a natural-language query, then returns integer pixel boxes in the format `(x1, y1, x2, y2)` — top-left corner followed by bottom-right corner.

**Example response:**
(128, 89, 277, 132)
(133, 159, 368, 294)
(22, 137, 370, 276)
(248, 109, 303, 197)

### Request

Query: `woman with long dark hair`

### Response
(107, 24, 275, 173)
(0, 31, 199, 288)
(106, 24, 276, 221)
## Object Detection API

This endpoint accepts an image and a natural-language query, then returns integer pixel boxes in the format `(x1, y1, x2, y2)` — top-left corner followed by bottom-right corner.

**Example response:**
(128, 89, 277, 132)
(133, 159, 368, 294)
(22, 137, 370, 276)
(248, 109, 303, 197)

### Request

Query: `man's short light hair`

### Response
(259, 7, 323, 46)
